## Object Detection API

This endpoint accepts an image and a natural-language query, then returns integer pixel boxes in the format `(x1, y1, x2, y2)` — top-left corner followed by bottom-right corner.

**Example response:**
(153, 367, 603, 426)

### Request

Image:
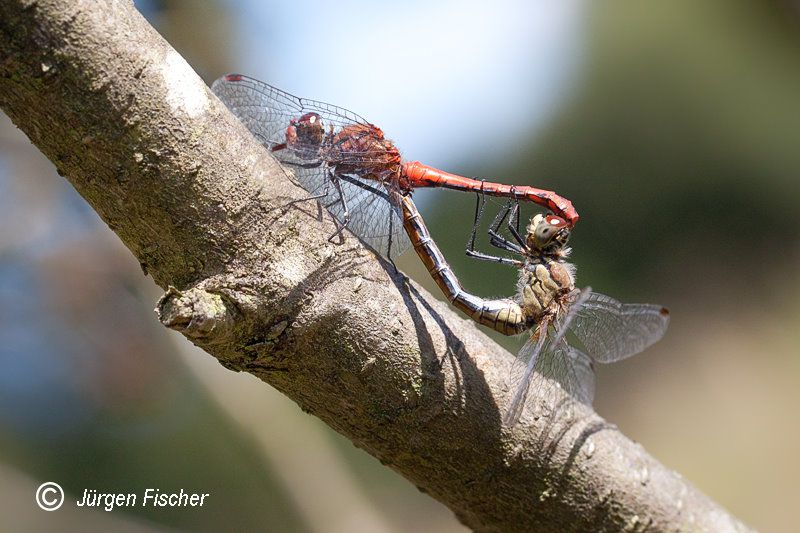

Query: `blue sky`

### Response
(222, 0, 587, 167)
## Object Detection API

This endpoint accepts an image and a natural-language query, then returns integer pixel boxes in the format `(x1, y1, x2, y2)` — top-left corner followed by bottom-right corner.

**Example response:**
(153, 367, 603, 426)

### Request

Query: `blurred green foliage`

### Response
(423, 0, 800, 305)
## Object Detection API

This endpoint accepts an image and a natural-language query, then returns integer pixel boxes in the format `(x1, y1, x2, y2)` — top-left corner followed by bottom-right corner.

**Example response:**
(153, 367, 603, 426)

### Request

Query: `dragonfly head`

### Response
(286, 112, 325, 148)
(528, 214, 571, 253)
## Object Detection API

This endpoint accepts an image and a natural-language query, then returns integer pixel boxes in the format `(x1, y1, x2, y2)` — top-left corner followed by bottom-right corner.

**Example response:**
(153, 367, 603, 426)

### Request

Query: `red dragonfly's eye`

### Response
(298, 112, 321, 125)
(545, 215, 567, 227)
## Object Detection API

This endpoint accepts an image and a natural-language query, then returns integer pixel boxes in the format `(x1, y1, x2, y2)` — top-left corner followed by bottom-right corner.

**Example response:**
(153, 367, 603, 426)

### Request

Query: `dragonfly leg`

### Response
(291, 162, 326, 170)
(489, 200, 525, 249)
(465, 249, 523, 266)
(487, 198, 513, 231)
(465, 189, 488, 257)
(488, 231, 525, 254)
(326, 175, 351, 243)
(284, 171, 332, 207)
(487, 200, 526, 254)
(386, 210, 401, 274)
(466, 193, 523, 266)
(280, 160, 337, 206)
(506, 202, 526, 248)
(302, 180, 331, 202)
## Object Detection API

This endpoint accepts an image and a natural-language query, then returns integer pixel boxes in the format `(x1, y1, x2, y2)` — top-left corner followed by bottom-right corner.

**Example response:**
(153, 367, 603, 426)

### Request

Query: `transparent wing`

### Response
(504, 331, 596, 426)
(504, 289, 593, 426)
(568, 291, 670, 364)
(325, 175, 411, 259)
(539, 341, 596, 405)
(211, 74, 381, 166)
(211, 74, 370, 134)
(212, 75, 334, 192)
(504, 325, 548, 427)
(212, 75, 409, 259)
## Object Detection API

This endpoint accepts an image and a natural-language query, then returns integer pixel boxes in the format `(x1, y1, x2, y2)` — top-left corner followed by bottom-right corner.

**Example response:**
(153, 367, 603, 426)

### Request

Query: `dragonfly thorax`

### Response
(518, 257, 576, 325)
(327, 124, 402, 184)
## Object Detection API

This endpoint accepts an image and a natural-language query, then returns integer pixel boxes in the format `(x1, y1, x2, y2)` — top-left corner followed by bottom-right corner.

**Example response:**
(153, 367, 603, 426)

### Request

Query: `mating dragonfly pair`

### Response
(212, 74, 669, 426)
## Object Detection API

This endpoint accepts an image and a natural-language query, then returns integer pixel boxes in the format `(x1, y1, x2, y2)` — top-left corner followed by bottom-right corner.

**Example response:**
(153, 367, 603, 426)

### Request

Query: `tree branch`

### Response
(0, 1, 750, 531)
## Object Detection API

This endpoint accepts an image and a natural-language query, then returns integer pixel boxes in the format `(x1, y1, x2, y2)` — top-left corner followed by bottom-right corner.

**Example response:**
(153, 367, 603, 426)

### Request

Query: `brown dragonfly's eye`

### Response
(532, 214, 570, 250)
(298, 112, 320, 124)
(293, 113, 325, 146)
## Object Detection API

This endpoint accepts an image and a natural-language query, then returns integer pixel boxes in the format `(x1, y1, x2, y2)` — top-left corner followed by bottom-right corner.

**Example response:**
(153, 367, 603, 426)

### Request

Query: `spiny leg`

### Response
(325, 173, 351, 243)
(488, 198, 514, 236)
(290, 180, 330, 206)
(487, 199, 526, 254)
(466, 188, 488, 256)
(466, 248, 524, 266)
(386, 208, 401, 274)
(466, 192, 523, 266)
(281, 161, 334, 206)
(506, 202, 526, 248)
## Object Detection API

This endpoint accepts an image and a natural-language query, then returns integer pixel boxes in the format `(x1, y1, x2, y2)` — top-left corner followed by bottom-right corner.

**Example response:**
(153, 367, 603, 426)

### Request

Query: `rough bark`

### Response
(0, 1, 751, 531)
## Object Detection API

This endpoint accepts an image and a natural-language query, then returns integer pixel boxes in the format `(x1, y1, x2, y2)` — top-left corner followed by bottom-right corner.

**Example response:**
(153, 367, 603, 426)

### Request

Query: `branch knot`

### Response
(156, 285, 236, 342)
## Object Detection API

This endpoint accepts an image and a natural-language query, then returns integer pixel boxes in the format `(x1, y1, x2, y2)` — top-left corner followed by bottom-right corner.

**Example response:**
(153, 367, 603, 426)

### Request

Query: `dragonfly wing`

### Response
(213, 75, 409, 259)
(212, 75, 372, 165)
(505, 333, 596, 426)
(505, 326, 548, 427)
(212, 75, 312, 163)
(211, 75, 330, 194)
(326, 175, 411, 259)
(539, 342, 596, 405)
(504, 289, 593, 425)
(568, 291, 670, 364)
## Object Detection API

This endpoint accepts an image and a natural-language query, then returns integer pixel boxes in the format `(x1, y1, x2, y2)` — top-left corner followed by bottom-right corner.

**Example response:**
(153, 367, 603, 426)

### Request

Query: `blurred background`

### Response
(1, 0, 799, 530)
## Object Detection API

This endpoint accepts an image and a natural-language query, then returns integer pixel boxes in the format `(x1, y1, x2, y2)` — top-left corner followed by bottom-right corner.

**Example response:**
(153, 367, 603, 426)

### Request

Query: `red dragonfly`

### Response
(212, 74, 578, 258)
